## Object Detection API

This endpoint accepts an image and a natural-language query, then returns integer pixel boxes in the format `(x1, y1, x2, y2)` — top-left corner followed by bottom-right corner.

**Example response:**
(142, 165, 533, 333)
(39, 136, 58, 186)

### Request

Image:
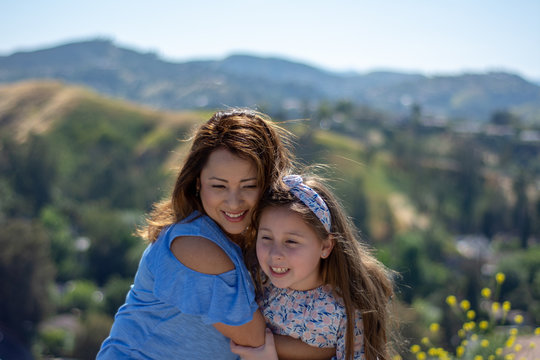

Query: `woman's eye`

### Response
(211, 184, 226, 189)
(243, 184, 258, 189)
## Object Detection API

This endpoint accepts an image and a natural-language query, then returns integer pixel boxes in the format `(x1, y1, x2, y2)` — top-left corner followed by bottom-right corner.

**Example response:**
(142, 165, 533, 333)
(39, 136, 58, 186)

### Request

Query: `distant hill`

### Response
(1, 39, 540, 122)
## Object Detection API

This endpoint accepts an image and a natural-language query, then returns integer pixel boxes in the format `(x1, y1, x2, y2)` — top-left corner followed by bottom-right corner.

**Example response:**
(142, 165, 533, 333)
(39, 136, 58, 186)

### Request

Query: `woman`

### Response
(97, 109, 334, 359)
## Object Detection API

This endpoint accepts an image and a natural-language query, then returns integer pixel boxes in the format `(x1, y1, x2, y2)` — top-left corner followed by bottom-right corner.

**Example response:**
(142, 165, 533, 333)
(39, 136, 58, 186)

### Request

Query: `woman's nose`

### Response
(227, 189, 242, 208)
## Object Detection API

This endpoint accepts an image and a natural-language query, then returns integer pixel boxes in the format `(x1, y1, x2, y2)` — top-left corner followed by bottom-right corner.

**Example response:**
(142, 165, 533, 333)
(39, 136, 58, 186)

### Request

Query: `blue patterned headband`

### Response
(283, 175, 331, 232)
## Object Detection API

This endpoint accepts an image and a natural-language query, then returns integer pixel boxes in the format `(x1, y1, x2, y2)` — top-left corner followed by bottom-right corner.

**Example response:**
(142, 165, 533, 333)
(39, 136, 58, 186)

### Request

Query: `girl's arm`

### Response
(274, 335, 336, 360)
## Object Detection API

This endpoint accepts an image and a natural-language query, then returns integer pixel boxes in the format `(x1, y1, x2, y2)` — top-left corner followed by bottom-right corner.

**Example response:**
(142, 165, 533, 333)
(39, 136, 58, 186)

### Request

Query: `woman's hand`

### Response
(230, 328, 278, 360)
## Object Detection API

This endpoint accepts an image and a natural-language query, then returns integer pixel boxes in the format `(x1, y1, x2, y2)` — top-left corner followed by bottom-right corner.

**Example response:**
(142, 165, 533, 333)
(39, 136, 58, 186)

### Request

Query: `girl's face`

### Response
(199, 148, 260, 238)
(256, 206, 333, 291)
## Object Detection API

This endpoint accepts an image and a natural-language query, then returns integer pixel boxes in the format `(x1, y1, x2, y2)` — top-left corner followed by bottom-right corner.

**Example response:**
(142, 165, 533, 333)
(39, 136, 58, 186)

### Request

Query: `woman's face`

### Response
(199, 148, 260, 237)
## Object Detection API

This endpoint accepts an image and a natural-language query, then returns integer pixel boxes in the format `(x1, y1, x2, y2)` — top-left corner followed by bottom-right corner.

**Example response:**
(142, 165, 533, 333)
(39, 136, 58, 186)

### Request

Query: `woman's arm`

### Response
(231, 333, 336, 360)
(171, 236, 266, 347)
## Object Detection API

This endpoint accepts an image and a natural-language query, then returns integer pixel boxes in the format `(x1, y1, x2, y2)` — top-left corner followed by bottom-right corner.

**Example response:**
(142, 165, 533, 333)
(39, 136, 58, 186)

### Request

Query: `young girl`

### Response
(232, 174, 395, 360)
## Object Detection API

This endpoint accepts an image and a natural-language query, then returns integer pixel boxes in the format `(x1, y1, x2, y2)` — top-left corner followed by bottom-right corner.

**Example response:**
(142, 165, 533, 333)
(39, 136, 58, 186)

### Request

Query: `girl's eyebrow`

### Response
(259, 227, 303, 237)
(209, 176, 257, 183)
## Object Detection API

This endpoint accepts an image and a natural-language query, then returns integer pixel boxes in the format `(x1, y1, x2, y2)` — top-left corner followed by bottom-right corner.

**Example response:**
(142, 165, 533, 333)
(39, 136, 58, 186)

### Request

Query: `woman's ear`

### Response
(321, 235, 335, 259)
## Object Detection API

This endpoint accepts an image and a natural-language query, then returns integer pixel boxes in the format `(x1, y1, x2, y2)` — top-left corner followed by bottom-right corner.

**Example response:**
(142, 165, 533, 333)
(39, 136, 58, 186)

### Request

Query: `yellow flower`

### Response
(462, 340, 469, 346)
(479, 320, 489, 330)
(429, 323, 440, 333)
(393, 355, 402, 360)
(535, 327, 540, 335)
(504, 354, 514, 360)
(474, 355, 483, 360)
(530, 341, 536, 349)
(471, 334, 478, 341)
(467, 310, 476, 320)
(428, 348, 438, 356)
(496, 272, 505, 284)
(417, 351, 426, 360)
(458, 329, 466, 338)
(488, 356, 494, 360)
(463, 321, 476, 331)
(446, 295, 457, 306)
(460, 299, 471, 311)
(456, 346, 465, 358)
(421, 337, 429, 345)
(481, 287, 491, 298)
(513, 314, 523, 324)
(481, 339, 489, 347)
(492, 302, 500, 312)
(411, 344, 421, 354)
(495, 348, 503, 356)
(514, 344, 522, 352)
(506, 336, 515, 348)
(510, 328, 518, 336)
(503, 301, 511, 312)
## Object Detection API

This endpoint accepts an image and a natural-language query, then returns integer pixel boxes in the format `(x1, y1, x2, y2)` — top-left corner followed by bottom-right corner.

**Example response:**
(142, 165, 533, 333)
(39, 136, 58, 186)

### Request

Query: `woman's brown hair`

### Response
(252, 175, 396, 360)
(138, 109, 294, 244)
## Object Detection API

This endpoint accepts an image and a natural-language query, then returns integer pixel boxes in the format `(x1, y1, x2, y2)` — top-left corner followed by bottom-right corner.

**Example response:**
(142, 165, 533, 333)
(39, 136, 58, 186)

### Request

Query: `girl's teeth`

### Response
(272, 267, 288, 274)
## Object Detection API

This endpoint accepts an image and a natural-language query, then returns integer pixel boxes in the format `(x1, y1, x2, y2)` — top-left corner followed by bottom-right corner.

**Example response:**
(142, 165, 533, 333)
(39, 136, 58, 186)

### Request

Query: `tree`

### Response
(0, 219, 55, 345)
(453, 139, 484, 233)
(513, 172, 532, 249)
(0, 134, 57, 216)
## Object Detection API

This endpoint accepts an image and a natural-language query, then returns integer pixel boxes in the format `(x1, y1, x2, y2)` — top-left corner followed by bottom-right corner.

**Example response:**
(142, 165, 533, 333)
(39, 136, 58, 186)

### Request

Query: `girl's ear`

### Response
(321, 235, 335, 259)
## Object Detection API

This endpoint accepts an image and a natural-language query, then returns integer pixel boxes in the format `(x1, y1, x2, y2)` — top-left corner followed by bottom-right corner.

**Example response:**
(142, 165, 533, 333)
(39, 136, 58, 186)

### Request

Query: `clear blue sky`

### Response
(2, 0, 540, 81)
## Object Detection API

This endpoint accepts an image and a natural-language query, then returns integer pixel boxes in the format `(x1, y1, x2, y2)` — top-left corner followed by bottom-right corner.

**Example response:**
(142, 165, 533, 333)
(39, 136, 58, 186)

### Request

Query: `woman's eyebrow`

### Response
(208, 176, 257, 183)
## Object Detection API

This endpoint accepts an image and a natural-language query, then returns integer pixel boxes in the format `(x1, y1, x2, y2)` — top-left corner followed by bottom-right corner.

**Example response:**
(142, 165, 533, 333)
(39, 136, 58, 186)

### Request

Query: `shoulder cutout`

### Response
(170, 236, 235, 275)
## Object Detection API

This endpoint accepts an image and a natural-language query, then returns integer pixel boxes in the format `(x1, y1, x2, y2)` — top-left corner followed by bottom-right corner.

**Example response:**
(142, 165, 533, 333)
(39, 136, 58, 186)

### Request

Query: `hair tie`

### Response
(283, 175, 331, 232)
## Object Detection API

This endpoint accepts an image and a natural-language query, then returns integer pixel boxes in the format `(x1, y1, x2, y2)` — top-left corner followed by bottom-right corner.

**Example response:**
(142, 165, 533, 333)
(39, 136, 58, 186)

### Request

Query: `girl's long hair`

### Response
(137, 109, 294, 244)
(251, 174, 396, 360)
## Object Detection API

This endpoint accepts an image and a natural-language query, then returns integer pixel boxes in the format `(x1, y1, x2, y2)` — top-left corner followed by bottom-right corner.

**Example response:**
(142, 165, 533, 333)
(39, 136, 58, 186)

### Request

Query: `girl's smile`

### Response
(256, 206, 333, 291)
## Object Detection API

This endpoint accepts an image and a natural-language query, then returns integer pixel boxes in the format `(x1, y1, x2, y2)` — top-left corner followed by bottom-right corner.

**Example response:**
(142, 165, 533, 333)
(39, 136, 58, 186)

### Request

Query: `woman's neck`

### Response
(228, 233, 246, 247)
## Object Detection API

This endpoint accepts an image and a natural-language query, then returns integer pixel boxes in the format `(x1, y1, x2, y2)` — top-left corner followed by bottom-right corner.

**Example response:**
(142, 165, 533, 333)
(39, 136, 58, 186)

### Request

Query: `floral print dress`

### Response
(258, 281, 365, 359)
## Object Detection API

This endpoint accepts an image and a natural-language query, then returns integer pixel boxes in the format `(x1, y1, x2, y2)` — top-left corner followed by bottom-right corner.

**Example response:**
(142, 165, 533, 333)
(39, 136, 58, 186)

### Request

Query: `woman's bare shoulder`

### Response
(170, 236, 235, 274)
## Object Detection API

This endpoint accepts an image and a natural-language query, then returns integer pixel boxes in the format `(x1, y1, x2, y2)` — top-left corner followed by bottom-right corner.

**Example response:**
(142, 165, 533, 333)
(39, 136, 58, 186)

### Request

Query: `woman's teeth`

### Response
(225, 211, 245, 218)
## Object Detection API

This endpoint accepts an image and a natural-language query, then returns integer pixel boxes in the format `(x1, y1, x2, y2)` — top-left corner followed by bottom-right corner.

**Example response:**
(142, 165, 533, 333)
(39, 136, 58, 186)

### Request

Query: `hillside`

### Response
(0, 80, 206, 143)
(0, 80, 210, 213)
(2, 39, 540, 122)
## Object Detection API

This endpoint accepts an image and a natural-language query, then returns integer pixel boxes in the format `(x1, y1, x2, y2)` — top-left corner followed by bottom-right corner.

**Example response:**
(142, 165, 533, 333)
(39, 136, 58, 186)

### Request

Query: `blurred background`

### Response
(1, 1, 539, 359)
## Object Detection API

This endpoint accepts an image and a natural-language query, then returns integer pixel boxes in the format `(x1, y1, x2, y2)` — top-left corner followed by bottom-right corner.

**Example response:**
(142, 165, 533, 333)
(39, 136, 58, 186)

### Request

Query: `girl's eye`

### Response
(285, 239, 298, 245)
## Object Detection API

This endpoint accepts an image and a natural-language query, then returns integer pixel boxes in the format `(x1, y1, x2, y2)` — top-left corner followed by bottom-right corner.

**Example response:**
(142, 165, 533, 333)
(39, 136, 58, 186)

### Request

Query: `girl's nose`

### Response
(269, 245, 284, 259)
